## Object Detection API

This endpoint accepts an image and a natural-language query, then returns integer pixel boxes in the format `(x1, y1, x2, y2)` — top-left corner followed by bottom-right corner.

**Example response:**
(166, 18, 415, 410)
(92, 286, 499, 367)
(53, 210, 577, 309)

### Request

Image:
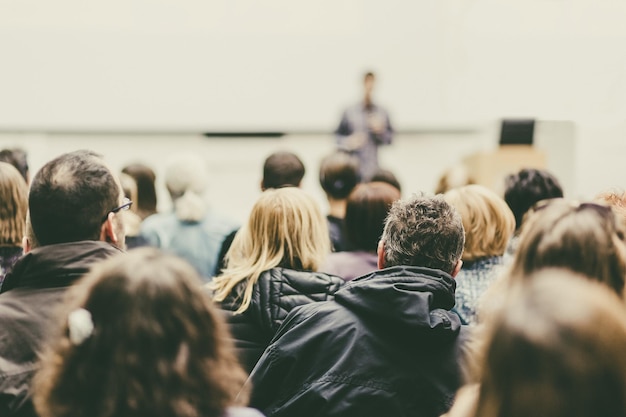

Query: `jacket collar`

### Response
(0, 240, 123, 293)
(334, 266, 460, 337)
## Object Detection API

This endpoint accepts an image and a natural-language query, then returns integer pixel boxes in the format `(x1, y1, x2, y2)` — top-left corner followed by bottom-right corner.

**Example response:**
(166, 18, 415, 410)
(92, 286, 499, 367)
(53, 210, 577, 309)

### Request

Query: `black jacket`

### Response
(218, 267, 344, 373)
(247, 266, 471, 417)
(0, 241, 123, 417)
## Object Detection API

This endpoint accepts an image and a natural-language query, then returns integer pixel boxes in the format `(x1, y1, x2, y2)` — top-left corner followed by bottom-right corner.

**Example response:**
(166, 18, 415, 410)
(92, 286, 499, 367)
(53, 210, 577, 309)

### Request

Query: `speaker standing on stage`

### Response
(335, 71, 394, 181)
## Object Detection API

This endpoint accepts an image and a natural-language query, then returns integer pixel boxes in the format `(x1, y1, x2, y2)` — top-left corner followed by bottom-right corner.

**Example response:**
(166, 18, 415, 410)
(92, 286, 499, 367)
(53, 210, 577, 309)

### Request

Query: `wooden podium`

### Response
(462, 145, 546, 195)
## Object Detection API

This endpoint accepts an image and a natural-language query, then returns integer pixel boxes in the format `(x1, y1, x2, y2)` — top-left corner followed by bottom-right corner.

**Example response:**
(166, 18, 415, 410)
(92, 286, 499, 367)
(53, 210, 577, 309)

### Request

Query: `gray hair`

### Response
(381, 192, 465, 274)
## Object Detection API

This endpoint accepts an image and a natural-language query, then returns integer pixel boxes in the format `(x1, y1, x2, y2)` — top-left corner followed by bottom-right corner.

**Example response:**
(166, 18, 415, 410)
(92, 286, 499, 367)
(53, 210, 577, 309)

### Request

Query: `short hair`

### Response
(212, 187, 330, 313)
(164, 154, 209, 222)
(0, 162, 28, 246)
(511, 199, 626, 295)
(381, 193, 465, 274)
(0, 147, 29, 183)
(121, 163, 157, 220)
(504, 168, 563, 231)
(33, 248, 248, 417)
(319, 151, 360, 199)
(364, 71, 376, 82)
(262, 151, 305, 190)
(370, 168, 402, 193)
(29, 150, 120, 246)
(475, 269, 626, 417)
(345, 182, 401, 252)
(444, 185, 515, 262)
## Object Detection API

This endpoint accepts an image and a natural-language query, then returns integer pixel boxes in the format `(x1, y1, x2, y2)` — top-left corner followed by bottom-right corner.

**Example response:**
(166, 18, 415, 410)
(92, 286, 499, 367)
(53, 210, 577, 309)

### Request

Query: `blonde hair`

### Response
(444, 184, 515, 262)
(211, 187, 331, 313)
(0, 162, 28, 246)
(594, 188, 626, 228)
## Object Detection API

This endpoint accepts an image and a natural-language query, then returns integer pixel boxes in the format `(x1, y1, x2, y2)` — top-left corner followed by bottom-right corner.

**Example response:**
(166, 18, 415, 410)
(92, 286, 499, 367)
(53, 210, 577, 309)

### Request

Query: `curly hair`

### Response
(33, 248, 249, 417)
(381, 192, 465, 274)
(504, 168, 563, 231)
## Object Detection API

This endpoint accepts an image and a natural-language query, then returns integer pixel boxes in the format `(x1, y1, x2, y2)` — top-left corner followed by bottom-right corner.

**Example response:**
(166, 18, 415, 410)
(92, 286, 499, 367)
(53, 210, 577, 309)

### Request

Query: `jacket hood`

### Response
(334, 265, 461, 338)
(1, 240, 123, 293)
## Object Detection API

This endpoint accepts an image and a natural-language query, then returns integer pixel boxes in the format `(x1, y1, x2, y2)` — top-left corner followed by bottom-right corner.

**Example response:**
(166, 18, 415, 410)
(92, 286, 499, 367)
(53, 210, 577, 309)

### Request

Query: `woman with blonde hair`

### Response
(0, 162, 28, 286)
(211, 187, 344, 373)
(445, 269, 626, 417)
(33, 248, 263, 417)
(443, 184, 515, 324)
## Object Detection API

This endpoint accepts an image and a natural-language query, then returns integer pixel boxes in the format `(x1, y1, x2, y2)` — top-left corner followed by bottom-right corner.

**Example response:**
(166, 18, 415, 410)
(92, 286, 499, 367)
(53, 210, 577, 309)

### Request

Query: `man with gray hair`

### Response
(246, 193, 469, 417)
(0, 150, 127, 416)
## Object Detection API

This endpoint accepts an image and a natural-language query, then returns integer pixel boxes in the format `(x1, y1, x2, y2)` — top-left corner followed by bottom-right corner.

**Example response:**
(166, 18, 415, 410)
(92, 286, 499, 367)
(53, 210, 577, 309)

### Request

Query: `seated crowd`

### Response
(1, 145, 625, 417)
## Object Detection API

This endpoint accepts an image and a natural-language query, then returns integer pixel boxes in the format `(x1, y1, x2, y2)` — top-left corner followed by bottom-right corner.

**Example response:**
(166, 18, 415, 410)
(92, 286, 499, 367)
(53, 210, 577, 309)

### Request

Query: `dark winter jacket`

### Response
(0, 241, 123, 417)
(217, 267, 344, 373)
(247, 265, 472, 417)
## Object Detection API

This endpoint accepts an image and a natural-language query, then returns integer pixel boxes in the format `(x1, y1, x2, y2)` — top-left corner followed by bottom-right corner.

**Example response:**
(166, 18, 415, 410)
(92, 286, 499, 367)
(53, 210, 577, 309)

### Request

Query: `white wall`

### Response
(1, 1, 625, 132)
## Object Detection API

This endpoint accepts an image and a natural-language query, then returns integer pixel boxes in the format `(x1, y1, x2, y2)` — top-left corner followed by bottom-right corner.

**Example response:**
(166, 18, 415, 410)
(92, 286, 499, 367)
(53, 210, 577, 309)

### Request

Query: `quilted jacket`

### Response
(217, 267, 344, 373)
(247, 266, 471, 417)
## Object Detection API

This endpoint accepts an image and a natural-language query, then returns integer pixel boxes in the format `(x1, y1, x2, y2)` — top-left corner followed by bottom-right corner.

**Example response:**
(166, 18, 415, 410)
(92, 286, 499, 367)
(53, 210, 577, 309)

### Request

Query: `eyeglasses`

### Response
(102, 198, 133, 222)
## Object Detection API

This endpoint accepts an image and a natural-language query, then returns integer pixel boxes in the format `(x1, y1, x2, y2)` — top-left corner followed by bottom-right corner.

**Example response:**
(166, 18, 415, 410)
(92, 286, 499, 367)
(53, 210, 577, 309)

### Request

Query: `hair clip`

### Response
(68, 308, 94, 346)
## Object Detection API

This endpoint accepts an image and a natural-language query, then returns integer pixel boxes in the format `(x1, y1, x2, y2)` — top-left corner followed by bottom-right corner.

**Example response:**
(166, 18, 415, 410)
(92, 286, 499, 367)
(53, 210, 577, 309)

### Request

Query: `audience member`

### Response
(210, 187, 344, 373)
(335, 71, 393, 181)
(32, 248, 264, 417)
(0, 150, 127, 416)
(507, 198, 626, 296)
(318, 151, 361, 252)
(370, 167, 402, 193)
(261, 151, 305, 190)
(435, 165, 473, 195)
(0, 162, 28, 286)
(246, 192, 469, 417)
(322, 182, 400, 281)
(594, 187, 626, 228)
(118, 172, 149, 249)
(121, 162, 158, 220)
(444, 269, 626, 417)
(443, 185, 515, 325)
(503, 168, 563, 254)
(141, 153, 238, 281)
(465, 198, 626, 382)
(0, 147, 30, 184)
(215, 150, 307, 275)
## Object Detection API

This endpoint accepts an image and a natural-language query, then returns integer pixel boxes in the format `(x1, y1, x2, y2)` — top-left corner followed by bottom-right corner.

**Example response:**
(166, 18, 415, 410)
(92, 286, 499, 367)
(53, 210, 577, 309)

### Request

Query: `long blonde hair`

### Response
(211, 187, 331, 313)
(0, 162, 28, 246)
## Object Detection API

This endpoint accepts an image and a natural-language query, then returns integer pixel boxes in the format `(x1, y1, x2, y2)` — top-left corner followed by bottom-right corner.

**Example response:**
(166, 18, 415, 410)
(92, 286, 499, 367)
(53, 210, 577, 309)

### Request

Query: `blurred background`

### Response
(0, 0, 624, 223)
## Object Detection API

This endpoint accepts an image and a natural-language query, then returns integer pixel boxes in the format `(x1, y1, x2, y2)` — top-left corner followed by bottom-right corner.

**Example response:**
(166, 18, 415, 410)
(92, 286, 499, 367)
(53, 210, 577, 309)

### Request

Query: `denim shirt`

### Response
(140, 208, 239, 281)
(453, 255, 509, 325)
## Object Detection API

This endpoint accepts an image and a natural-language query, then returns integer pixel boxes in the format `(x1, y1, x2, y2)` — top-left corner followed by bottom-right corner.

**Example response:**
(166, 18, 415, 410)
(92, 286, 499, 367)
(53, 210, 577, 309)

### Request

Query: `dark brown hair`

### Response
(262, 151, 305, 190)
(29, 150, 120, 246)
(345, 182, 400, 252)
(122, 162, 158, 220)
(33, 248, 249, 417)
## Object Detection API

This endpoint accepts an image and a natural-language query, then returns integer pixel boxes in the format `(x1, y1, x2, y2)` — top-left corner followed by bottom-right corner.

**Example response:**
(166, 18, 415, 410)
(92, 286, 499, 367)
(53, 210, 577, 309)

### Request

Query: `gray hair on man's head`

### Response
(380, 192, 465, 274)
